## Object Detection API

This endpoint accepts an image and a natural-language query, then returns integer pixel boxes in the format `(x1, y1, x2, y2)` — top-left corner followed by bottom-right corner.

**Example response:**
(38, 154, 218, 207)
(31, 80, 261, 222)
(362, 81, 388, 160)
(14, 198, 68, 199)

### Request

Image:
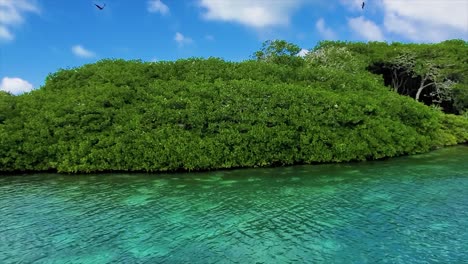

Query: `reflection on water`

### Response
(0, 146, 467, 263)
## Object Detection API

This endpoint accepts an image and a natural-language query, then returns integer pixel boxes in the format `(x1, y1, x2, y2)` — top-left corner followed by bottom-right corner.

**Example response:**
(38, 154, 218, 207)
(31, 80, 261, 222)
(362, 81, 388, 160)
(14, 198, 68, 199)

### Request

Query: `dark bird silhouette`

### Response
(362, 2, 365, 9)
(95, 3, 106, 10)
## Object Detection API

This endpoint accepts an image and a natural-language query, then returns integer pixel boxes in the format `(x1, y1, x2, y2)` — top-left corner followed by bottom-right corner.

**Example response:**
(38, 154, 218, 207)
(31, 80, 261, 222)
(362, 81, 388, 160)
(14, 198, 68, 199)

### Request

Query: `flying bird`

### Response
(95, 3, 106, 10)
(362, 2, 365, 9)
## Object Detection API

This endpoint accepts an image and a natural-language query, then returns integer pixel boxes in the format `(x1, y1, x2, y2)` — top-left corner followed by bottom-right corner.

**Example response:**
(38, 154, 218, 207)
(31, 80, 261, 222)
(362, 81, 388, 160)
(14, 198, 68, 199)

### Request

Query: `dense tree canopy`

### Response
(309, 39, 468, 113)
(253, 40, 304, 67)
(0, 40, 467, 173)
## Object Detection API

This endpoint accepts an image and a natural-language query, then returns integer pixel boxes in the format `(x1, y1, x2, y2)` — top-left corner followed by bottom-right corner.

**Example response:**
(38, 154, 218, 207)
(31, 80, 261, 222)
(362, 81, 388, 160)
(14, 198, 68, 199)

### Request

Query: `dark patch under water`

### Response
(1, 146, 467, 263)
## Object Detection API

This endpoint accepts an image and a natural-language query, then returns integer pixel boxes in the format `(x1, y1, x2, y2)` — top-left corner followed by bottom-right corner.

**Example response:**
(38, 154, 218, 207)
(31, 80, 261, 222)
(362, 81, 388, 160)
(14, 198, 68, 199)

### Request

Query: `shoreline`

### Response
(1, 144, 465, 176)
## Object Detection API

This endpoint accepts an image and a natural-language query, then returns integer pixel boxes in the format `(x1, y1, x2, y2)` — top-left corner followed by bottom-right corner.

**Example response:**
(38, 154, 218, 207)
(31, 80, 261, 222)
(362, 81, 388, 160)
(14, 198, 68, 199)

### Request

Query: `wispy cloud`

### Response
(0, 0, 40, 41)
(341, 0, 468, 42)
(148, 0, 169, 15)
(0, 77, 34, 94)
(174, 32, 193, 46)
(205, 34, 215, 41)
(316, 18, 337, 40)
(72, 45, 96, 58)
(381, 0, 468, 42)
(348, 16, 384, 41)
(0, 25, 13, 40)
(197, 0, 304, 28)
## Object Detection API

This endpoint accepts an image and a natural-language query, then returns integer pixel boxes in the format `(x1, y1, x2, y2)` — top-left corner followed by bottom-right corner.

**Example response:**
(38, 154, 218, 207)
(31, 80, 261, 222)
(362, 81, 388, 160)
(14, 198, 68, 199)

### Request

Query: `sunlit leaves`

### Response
(0, 44, 467, 173)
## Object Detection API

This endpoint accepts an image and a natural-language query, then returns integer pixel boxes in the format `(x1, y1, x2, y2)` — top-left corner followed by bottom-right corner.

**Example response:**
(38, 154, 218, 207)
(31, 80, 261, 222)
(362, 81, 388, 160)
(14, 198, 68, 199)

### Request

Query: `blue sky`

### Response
(1, 0, 467, 94)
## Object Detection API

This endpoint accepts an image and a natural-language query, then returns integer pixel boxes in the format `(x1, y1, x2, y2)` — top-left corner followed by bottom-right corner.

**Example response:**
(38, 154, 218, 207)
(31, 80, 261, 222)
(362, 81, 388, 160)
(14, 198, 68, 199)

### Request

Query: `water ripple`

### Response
(0, 146, 467, 263)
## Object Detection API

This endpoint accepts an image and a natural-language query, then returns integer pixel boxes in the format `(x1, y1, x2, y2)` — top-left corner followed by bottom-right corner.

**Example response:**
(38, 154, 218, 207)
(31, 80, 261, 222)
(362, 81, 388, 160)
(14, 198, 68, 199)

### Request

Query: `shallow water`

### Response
(1, 146, 467, 263)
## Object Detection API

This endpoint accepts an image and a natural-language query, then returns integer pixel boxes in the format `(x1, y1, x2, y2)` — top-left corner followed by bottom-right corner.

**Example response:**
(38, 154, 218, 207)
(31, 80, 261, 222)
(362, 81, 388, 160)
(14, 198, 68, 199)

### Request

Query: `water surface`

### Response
(1, 146, 467, 263)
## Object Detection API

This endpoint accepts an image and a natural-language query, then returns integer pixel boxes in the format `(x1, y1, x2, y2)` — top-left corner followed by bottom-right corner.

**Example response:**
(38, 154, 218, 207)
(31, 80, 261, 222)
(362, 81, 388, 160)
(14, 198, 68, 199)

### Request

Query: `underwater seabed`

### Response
(0, 146, 467, 263)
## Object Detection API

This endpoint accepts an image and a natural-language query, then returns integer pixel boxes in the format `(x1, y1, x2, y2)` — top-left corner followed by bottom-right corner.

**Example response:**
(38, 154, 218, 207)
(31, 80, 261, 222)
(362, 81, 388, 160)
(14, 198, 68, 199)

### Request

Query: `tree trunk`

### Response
(391, 69, 406, 93)
(415, 76, 433, 101)
(415, 86, 423, 101)
(392, 69, 399, 92)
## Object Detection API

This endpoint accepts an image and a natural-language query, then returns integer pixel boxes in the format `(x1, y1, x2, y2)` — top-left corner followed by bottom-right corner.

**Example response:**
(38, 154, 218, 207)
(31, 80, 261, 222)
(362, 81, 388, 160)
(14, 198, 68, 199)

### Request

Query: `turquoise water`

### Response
(1, 146, 467, 263)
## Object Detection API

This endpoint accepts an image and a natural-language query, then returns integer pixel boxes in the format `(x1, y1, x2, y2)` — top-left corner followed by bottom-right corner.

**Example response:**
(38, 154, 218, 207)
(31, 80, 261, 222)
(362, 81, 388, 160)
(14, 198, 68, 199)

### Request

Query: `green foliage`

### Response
(0, 91, 15, 124)
(306, 45, 369, 73)
(253, 40, 304, 67)
(318, 40, 468, 113)
(452, 83, 468, 112)
(1, 40, 467, 173)
(435, 114, 468, 145)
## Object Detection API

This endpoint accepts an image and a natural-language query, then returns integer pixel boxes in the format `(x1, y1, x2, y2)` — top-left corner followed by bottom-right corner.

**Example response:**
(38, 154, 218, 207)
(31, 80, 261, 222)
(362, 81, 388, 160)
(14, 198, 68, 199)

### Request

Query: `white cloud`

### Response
(383, 0, 467, 32)
(348, 16, 384, 41)
(0, 0, 39, 41)
(298, 48, 309, 57)
(316, 18, 337, 40)
(383, 13, 447, 42)
(0, 25, 13, 40)
(147, 0, 169, 15)
(72, 45, 96, 58)
(341, 0, 468, 42)
(174, 32, 193, 46)
(0, 77, 34, 95)
(197, 0, 304, 28)
(381, 0, 468, 42)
